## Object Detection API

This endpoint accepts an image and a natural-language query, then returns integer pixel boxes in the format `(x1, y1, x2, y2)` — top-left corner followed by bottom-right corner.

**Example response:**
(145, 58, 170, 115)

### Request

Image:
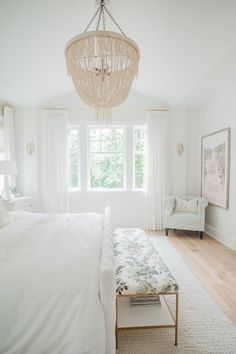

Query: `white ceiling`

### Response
(1, 0, 236, 108)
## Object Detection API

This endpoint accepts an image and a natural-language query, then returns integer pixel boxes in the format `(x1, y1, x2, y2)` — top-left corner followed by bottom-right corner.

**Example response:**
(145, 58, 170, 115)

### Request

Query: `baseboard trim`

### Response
(205, 223, 235, 250)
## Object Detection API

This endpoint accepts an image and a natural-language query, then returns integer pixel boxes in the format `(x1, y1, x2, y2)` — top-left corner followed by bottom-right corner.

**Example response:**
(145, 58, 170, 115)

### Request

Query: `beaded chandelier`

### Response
(65, 0, 140, 122)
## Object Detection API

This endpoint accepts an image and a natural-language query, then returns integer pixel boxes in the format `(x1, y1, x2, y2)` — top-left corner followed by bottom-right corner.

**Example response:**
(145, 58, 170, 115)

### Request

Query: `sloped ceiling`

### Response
(0, 0, 236, 108)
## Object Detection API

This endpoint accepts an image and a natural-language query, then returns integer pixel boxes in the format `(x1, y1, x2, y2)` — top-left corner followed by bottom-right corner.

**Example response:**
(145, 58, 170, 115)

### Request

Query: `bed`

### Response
(0, 206, 116, 354)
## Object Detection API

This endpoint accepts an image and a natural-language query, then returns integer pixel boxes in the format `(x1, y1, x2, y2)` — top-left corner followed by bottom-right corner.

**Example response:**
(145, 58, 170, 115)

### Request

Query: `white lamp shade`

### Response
(0, 160, 17, 175)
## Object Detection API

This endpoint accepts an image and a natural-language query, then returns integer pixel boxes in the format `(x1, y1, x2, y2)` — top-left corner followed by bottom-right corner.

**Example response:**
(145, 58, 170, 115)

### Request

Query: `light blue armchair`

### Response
(164, 196, 208, 239)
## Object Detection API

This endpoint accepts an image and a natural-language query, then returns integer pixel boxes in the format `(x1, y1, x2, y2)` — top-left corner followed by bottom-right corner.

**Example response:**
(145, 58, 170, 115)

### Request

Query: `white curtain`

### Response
(3, 106, 15, 160)
(40, 110, 68, 213)
(3, 106, 16, 189)
(145, 111, 169, 230)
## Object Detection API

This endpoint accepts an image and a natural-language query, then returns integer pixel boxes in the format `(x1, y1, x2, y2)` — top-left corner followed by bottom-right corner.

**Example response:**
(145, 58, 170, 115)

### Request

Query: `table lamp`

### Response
(0, 160, 18, 201)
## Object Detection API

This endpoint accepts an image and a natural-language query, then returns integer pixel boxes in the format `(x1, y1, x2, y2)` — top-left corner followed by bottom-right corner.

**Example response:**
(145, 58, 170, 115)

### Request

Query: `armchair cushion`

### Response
(175, 197, 198, 213)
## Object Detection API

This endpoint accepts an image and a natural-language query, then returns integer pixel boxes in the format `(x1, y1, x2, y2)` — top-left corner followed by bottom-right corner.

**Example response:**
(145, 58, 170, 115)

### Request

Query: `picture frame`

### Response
(201, 127, 231, 209)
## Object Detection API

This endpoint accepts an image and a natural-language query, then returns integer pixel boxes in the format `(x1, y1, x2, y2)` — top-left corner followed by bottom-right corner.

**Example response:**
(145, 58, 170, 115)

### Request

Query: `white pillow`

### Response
(0, 202, 10, 227)
(175, 197, 198, 213)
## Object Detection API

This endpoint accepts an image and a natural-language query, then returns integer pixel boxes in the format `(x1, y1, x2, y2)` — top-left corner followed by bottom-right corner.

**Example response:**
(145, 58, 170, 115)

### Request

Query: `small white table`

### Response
(2, 197, 34, 212)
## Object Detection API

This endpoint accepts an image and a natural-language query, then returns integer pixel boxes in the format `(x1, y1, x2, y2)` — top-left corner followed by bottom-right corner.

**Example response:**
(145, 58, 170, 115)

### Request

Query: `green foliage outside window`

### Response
(134, 127, 147, 189)
(68, 128, 80, 189)
(89, 128, 124, 189)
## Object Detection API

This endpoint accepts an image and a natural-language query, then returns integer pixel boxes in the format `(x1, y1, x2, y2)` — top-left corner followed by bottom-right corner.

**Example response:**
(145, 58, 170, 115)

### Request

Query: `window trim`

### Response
(67, 122, 147, 193)
(87, 124, 127, 191)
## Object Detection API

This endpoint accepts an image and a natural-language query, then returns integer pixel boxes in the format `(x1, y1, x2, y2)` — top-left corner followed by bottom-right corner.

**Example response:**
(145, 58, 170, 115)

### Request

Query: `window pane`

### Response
(90, 128, 101, 140)
(101, 138, 123, 152)
(134, 127, 147, 190)
(68, 152, 80, 188)
(89, 127, 125, 189)
(101, 128, 112, 140)
(90, 140, 101, 152)
(68, 128, 80, 189)
(101, 139, 115, 152)
(90, 153, 124, 189)
(135, 128, 145, 152)
(68, 129, 79, 150)
(135, 154, 145, 189)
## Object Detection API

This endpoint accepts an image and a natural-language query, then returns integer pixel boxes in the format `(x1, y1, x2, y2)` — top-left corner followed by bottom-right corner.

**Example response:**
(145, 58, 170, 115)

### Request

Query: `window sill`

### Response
(68, 188, 81, 192)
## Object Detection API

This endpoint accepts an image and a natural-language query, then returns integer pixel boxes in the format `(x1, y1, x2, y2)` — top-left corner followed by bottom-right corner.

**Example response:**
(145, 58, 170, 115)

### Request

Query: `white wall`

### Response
(186, 109, 199, 195)
(69, 191, 145, 228)
(168, 109, 187, 196)
(186, 85, 236, 250)
(14, 107, 39, 207)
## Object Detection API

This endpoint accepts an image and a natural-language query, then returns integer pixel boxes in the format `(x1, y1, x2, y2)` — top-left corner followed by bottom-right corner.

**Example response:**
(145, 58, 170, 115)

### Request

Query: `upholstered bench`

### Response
(114, 228, 179, 347)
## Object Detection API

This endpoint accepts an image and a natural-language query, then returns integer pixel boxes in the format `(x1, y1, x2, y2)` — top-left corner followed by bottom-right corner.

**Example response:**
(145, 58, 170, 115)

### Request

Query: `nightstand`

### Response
(2, 197, 34, 212)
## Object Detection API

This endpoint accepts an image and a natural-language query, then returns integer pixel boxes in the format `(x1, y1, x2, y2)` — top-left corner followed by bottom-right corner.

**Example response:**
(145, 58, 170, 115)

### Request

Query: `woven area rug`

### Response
(117, 231, 236, 354)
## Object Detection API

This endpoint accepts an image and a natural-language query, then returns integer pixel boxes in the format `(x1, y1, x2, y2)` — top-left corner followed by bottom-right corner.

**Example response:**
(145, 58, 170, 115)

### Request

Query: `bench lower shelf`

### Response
(116, 292, 178, 347)
(117, 295, 175, 328)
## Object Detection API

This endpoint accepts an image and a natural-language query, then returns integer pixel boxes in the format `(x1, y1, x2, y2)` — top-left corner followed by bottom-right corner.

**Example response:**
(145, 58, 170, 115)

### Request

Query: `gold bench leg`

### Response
(116, 296, 118, 349)
(175, 292, 179, 345)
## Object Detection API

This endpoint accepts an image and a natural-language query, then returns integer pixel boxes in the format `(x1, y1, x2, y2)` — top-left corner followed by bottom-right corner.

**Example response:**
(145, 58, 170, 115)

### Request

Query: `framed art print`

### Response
(201, 127, 231, 208)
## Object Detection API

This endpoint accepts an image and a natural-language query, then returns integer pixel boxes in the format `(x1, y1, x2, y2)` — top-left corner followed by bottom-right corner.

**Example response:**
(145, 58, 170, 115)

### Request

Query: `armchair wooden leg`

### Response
(165, 228, 169, 236)
(199, 231, 203, 239)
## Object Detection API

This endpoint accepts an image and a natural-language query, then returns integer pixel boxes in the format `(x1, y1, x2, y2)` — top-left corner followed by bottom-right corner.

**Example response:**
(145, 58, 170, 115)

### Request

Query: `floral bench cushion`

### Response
(114, 228, 179, 295)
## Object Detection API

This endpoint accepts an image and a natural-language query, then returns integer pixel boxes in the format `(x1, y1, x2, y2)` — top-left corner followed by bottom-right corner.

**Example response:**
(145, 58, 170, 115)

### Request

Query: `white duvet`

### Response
(0, 211, 106, 354)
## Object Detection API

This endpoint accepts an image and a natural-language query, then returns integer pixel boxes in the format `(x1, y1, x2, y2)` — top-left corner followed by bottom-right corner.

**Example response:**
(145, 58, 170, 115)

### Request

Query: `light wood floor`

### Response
(147, 230, 236, 325)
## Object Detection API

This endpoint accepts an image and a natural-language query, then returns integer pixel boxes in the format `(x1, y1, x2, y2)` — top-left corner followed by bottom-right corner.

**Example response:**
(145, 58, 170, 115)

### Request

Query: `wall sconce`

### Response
(176, 143, 184, 156)
(26, 142, 35, 155)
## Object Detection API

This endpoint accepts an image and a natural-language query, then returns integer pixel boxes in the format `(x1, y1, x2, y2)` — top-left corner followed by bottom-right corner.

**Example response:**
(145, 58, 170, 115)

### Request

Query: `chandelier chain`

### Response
(102, 6, 106, 30)
(84, 1, 125, 35)
(96, 6, 103, 30)
(103, 6, 125, 36)
(84, 6, 101, 32)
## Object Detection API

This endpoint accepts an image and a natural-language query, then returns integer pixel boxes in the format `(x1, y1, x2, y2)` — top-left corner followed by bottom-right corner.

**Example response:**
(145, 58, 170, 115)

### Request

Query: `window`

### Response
(0, 117, 4, 160)
(68, 127, 80, 190)
(0, 107, 17, 195)
(67, 124, 147, 192)
(133, 126, 147, 190)
(88, 127, 125, 190)
(0, 117, 4, 193)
